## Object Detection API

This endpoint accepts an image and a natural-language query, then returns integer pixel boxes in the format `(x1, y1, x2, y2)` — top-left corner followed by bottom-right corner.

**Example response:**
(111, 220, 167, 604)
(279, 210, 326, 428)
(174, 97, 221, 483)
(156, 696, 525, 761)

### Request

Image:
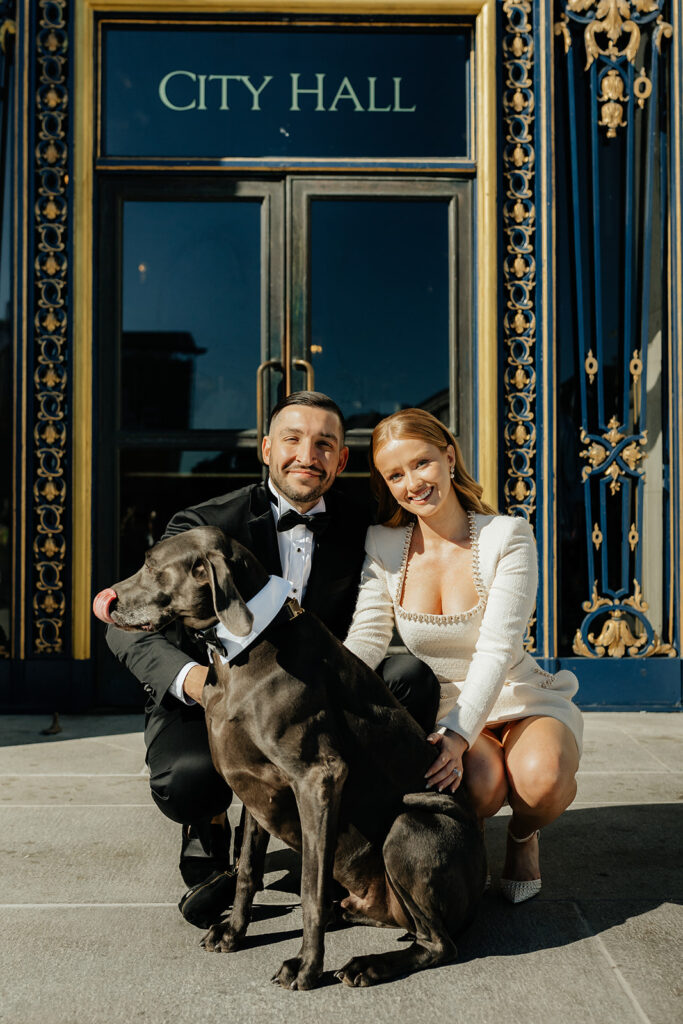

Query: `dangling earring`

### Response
(449, 466, 455, 479)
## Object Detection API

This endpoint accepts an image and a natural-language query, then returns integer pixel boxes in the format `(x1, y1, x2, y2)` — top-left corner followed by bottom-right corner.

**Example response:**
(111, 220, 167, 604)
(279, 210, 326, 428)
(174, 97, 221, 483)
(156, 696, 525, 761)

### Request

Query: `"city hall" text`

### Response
(158, 72, 418, 113)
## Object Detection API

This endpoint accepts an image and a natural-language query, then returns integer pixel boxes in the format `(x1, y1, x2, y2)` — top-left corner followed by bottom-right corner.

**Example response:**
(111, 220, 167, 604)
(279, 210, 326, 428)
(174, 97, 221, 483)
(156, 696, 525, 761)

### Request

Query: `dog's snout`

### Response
(92, 588, 118, 624)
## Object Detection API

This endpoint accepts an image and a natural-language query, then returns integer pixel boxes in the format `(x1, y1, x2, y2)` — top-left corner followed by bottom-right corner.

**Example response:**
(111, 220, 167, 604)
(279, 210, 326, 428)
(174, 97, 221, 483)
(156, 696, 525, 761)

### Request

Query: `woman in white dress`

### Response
(344, 409, 582, 903)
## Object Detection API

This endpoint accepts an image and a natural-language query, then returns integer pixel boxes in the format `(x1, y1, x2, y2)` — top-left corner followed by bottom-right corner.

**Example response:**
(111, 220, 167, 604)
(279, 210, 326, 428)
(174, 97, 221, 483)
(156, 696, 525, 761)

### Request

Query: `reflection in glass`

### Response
(309, 200, 451, 430)
(122, 201, 262, 431)
(118, 449, 261, 578)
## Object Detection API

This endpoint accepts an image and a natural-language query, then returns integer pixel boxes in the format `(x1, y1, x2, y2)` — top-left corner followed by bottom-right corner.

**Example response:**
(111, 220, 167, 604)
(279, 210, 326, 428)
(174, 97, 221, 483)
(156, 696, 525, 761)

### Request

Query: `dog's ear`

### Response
(201, 551, 254, 637)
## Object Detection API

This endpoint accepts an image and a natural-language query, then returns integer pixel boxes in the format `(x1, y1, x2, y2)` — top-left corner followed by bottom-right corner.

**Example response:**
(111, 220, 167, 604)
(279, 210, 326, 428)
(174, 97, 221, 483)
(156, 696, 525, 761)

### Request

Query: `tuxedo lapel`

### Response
(304, 491, 351, 607)
(244, 485, 282, 576)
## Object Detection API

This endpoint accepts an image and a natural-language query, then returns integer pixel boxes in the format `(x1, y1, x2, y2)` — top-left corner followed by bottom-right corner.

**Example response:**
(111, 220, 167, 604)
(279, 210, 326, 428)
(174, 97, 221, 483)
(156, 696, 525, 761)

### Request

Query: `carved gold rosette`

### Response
(502, 0, 536, 651)
(32, 0, 69, 653)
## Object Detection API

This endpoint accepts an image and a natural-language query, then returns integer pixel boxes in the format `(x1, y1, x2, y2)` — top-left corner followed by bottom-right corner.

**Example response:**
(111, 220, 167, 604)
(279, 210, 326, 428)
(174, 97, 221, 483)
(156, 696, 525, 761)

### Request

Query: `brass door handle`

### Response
(292, 358, 315, 391)
(256, 358, 284, 462)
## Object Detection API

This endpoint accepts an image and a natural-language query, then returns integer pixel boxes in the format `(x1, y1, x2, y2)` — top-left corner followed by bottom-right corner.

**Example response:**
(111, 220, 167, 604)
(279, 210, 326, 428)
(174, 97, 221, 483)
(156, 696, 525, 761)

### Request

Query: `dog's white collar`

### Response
(207, 574, 293, 665)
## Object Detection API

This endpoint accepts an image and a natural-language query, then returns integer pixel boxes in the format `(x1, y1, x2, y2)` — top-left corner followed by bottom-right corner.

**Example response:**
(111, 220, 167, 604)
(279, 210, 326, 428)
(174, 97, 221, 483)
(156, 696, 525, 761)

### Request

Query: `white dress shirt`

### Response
(169, 480, 326, 705)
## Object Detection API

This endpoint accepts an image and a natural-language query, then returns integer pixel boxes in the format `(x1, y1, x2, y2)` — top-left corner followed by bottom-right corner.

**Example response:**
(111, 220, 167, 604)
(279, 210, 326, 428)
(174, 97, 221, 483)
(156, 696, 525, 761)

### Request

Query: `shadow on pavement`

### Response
(261, 802, 681, 964)
(0, 713, 144, 746)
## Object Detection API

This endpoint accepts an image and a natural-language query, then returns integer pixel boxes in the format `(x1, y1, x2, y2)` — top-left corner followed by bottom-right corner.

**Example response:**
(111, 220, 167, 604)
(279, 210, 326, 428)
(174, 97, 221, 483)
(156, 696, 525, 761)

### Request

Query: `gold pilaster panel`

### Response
(502, 0, 536, 649)
(32, 0, 69, 654)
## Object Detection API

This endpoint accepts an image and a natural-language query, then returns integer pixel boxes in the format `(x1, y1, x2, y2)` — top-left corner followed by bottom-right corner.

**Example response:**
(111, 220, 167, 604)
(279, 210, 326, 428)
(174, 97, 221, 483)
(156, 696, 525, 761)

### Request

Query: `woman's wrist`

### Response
(443, 728, 469, 754)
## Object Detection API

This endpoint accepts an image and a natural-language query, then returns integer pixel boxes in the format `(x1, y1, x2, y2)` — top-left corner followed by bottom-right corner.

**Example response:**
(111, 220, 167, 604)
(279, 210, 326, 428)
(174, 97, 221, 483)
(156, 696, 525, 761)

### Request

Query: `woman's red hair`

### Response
(370, 408, 497, 527)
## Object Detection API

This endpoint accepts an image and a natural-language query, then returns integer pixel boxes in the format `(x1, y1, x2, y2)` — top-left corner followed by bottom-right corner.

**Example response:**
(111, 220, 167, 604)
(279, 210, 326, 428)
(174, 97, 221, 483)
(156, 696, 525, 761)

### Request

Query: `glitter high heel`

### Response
(500, 827, 541, 904)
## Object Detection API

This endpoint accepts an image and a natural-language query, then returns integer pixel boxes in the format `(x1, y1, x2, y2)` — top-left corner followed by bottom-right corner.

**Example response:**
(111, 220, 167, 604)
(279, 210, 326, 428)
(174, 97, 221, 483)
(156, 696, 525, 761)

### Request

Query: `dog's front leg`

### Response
(202, 810, 269, 953)
(273, 756, 348, 991)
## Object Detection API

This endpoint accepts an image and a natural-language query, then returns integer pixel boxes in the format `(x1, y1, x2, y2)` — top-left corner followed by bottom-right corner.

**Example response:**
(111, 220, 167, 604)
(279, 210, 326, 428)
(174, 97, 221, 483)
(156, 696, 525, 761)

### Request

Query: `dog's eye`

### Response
(191, 560, 207, 580)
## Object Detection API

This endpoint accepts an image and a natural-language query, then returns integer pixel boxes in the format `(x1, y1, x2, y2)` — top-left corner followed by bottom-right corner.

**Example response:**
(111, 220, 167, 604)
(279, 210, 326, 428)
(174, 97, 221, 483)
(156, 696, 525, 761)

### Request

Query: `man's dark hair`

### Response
(268, 391, 346, 440)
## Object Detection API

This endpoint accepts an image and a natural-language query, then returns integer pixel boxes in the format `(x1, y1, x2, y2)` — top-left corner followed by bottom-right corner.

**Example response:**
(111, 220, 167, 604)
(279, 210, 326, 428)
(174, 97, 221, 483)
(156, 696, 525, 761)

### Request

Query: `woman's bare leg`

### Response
(501, 715, 580, 881)
(462, 727, 508, 819)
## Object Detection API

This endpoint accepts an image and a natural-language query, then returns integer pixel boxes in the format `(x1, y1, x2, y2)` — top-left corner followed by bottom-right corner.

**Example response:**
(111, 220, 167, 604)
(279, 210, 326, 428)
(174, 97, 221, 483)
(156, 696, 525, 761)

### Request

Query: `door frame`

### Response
(72, 0, 498, 663)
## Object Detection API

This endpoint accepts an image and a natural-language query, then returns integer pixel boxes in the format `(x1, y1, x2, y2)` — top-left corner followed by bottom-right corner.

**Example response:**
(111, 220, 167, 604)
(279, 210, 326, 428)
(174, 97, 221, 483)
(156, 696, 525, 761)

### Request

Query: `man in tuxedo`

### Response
(106, 391, 439, 926)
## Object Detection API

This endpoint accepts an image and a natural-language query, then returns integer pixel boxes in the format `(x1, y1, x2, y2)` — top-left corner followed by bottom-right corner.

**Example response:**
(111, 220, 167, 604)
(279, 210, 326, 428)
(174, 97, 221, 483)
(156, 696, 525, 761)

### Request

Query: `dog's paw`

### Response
(200, 923, 241, 953)
(335, 955, 386, 987)
(335, 954, 374, 987)
(271, 957, 321, 990)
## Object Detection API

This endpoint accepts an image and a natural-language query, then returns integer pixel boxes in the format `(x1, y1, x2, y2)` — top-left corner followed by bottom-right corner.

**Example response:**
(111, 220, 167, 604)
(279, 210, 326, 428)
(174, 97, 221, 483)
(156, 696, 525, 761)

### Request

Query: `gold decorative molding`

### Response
(566, 0, 667, 69)
(629, 348, 643, 381)
(33, 0, 69, 654)
(559, 0, 671, 140)
(502, 0, 536, 651)
(633, 67, 653, 107)
(0, 17, 15, 51)
(599, 67, 628, 137)
(554, 11, 572, 52)
(653, 12, 673, 50)
(579, 417, 647, 494)
(585, 348, 598, 383)
(573, 578, 677, 657)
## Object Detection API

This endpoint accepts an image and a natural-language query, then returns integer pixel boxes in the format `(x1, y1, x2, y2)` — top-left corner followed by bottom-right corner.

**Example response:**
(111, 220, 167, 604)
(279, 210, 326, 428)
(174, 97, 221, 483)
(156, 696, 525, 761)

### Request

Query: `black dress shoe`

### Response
(179, 819, 232, 888)
(178, 868, 238, 928)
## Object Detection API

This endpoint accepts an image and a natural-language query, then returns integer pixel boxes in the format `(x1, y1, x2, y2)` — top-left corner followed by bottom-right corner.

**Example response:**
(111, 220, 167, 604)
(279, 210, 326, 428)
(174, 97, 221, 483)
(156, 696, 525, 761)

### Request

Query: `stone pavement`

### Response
(0, 711, 681, 1024)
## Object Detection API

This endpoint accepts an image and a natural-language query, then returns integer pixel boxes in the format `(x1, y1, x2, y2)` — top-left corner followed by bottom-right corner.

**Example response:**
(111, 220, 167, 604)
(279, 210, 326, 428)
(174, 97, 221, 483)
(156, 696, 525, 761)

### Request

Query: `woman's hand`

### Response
(425, 729, 469, 792)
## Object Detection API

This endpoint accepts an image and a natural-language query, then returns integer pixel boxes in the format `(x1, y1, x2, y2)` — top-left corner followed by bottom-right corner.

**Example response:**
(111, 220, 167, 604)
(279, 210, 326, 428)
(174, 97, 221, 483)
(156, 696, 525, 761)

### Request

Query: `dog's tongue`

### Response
(92, 588, 117, 624)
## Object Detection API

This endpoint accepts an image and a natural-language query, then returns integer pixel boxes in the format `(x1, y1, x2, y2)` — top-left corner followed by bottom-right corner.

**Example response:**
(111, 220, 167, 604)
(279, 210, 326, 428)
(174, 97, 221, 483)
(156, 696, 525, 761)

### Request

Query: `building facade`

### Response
(0, 0, 681, 711)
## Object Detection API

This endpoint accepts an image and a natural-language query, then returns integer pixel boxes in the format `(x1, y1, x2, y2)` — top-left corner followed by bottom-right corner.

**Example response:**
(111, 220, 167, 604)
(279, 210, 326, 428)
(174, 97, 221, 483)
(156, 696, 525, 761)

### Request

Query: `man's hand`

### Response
(183, 665, 209, 704)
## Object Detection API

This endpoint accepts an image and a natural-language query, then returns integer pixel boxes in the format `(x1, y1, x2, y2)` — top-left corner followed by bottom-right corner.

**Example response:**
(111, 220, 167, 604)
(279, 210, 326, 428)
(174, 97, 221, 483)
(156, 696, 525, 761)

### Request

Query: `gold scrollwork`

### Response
(585, 349, 599, 383)
(503, 0, 536, 651)
(0, 18, 15, 52)
(567, 0, 648, 69)
(629, 348, 643, 381)
(588, 609, 647, 657)
(599, 68, 628, 137)
(633, 68, 653, 107)
(628, 523, 639, 550)
(572, 629, 593, 656)
(582, 579, 612, 613)
(554, 12, 572, 53)
(573, 579, 678, 657)
(579, 418, 647, 495)
(653, 14, 673, 51)
(33, 0, 69, 655)
(592, 522, 603, 549)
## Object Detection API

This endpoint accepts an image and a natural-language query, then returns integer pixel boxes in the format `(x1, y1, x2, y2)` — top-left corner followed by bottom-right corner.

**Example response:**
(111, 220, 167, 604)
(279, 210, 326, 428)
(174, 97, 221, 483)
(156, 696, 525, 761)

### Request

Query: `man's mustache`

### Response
(285, 463, 324, 476)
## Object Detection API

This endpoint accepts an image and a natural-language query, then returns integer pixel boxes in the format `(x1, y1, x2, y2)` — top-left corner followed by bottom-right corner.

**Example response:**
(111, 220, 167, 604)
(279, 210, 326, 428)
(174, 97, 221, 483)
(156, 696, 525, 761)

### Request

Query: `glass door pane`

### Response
(96, 179, 283, 704)
(290, 178, 472, 482)
(121, 201, 263, 432)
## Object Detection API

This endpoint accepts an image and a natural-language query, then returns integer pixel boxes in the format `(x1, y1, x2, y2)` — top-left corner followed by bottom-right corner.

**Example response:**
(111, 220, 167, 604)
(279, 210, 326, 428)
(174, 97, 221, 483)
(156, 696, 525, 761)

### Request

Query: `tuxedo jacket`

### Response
(106, 482, 371, 710)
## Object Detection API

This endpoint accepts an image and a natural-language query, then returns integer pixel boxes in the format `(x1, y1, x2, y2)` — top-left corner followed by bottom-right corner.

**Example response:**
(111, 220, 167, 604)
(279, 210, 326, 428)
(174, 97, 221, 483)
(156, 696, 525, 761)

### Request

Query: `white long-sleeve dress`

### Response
(344, 512, 583, 755)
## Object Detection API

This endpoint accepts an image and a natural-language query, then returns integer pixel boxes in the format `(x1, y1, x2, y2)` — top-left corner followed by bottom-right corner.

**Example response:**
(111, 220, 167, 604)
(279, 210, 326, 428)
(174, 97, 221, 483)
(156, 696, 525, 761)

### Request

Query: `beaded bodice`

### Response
(393, 514, 485, 684)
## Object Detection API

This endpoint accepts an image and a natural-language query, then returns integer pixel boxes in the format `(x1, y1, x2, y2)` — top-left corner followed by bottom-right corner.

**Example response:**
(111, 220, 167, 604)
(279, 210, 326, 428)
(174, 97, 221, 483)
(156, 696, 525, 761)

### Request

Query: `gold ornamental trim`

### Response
(502, 0, 536, 650)
(32, 0, 69, 654)
(579, 418, 647, 495)
(573, 579, 678, 657)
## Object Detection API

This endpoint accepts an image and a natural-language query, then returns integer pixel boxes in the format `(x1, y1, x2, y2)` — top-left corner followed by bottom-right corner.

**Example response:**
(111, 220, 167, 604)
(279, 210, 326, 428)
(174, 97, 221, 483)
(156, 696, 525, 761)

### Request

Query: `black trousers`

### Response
(145, 653, 440, 828)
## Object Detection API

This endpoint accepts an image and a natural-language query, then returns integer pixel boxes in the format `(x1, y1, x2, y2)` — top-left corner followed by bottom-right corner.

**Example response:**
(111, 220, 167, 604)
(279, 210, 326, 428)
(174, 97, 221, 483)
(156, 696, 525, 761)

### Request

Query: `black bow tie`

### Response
(276, 509, 330, 535)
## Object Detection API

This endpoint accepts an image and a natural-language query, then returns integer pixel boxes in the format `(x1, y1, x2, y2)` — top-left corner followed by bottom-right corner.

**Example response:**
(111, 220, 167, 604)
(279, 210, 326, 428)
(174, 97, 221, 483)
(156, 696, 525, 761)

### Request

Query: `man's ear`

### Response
(336, 445, 349, 476)
(202, 552, 253, 636)
(262, 434, 271, 465)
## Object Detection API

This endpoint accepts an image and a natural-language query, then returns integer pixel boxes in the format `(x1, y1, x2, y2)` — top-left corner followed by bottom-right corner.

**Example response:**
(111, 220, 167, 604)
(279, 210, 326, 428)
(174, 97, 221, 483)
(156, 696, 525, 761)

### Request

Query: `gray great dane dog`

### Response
(95, 525, 486, 989)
